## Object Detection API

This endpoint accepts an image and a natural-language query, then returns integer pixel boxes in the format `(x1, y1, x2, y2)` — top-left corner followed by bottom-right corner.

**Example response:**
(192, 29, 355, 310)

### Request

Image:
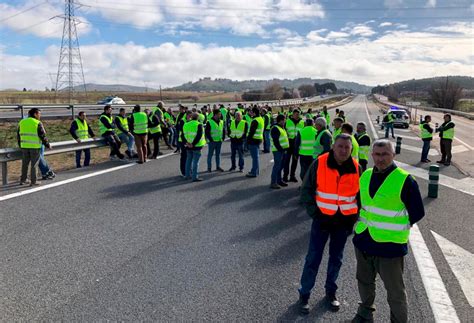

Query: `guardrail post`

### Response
(70, 105, 74, 118)
(19, 105, 24, 119)
(376, 116, 380, 124)
(1, 162, 7, 186)
(428, 165, 439, 198)
(419, 115, 423, 124)
(395, 136, 402, 154)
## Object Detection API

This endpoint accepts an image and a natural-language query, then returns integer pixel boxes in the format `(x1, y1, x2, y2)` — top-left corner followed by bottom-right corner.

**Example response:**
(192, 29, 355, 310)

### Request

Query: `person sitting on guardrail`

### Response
(99, 105, 125, 160)
(70, 111, 96, 168)
(17, 108, 51, 186)
(39, 143, 55, 180)
(115, 108, 137, 159)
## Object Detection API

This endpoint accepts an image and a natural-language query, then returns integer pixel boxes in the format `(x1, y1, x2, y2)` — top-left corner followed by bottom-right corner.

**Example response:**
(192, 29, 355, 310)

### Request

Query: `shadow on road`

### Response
(277, 297, 329, 322)
(256, 232, 309, 268)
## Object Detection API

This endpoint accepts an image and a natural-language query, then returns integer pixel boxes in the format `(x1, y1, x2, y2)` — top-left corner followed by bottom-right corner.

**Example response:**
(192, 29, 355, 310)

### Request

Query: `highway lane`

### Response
(1, 95, 472, 321)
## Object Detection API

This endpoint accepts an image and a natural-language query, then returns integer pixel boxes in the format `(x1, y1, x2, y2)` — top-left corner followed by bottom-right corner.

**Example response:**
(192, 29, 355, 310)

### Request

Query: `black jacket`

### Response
(437, 121, 455, 140)
(300, 151, 361, 230)
(247, 118, 263, 145)
(99, 113, 115, 136)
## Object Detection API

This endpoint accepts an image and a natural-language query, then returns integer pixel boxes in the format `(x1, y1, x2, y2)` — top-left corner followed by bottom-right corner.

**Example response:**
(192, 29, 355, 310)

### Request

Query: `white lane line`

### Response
(398, 144, 440, 156)
(410, 225, 460, 323)
(377, 130, 420, 141)
(454, 137, 474, 151)
(364, 99, 379, 140)
(0, 153, 176, 202)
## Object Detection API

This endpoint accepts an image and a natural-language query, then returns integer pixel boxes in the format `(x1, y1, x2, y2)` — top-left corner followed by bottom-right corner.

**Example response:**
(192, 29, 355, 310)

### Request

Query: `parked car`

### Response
(96, 96, 126, 105)
(381, 107, 410, 129)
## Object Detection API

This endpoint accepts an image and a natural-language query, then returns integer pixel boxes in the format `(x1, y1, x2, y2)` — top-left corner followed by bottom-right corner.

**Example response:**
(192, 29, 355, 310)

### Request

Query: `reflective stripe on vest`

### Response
(441, 122, 454, 139)
(356, 133, 370, 161)
(229, 120, 246, 139)
(354, 167, 410, 244)
(419, 123, 432, 139)
(251, 116, 264, 140)
(75, 119, 89, 139)
(132, 112, 148, 134)
(19, 117, 41, 149)
(314, 129, 331, 158)
(149, 115, 162, 134)
(285, 118, 304, 139)
(209, 119, 224, 142)
(299, 126, 318, 156)
(183, 120, 206, 147)
(99, 114, 114, 135)
(351, 135, 359, 161)
(115, 115, 129, 135)
(271, 125, 289, 152)
(314, 153, 360, 216)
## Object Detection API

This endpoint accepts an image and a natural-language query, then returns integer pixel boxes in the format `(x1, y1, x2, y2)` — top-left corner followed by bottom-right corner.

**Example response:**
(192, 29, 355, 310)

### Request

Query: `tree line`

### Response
(241, 82, 340, 101)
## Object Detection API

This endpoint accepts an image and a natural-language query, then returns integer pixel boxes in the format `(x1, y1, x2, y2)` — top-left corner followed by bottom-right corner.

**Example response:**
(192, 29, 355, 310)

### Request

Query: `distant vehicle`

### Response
(96, 96, 126, 105)
(381, 107, 410, 129)
(302, 98, 308, 101)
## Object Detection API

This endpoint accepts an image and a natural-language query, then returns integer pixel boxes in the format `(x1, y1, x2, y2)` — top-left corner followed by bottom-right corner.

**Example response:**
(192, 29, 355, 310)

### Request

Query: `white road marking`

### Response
(0, 153, 176, 202)
(451, 145, 469, 154)
(432, 231, 474, 307)
(377, 130, 420, 141)
(398, 144, 440, 156)
(453, 137, 474, 151)
(410, 225, 460, 323)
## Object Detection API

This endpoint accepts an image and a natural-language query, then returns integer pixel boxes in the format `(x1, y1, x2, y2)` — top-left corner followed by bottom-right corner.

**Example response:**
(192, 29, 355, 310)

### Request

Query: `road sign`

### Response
(407, 101, 421, 106)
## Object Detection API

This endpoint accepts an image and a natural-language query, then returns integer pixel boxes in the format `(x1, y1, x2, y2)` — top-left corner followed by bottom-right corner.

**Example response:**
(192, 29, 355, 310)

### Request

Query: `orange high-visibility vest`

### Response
(315, 152, 360, 216)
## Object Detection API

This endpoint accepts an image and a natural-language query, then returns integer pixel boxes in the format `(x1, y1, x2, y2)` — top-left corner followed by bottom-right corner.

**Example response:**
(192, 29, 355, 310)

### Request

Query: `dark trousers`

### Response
(283, 139, 298, 179)
(299, 219, 350, 297)
(384, 123, 395, 138)
(178, 142, 187, 176)
(359, 159, 368, 172)
(147, 133, 161, 158)
(355, 247, 407, 323)
(271, 150, 286, 184)
(299, 155, 314, 181)
(263, 130, 271, 152)
(421, 140, 431, 161)
(20, 148, 40, 184)
(75, 149, 90, 168)
(230, 141, 244, 170)
(440, 139, 452, 163)
(103, 133, 122, 157)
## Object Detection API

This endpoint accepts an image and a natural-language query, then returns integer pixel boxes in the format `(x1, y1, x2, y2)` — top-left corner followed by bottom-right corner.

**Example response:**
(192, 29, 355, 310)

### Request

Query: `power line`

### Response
(0, 1, 48, 23)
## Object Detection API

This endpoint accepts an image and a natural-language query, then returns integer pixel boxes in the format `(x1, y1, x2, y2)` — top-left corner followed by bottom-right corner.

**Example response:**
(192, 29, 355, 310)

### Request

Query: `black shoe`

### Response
(298, 294, 310, 315)
(444, 162, 451, 166)
(228, 167, 236, 172)
(216, 167, 224, 172)
(289, 177, 298, 183)
(436, 160, 446, 164)
(118, 154, 125, 160)
(282, 177, 289, 183)
(125, 150, 132, 158)
(174, 149, 180, 153)
(351, 314, 374, 323)
(270, 183, 281, 189)
(426, 158, 431, 162)
(420, 159, 429, 163)
(246, 173, 257, 178)
(326, 293, 340, 312)
(238, 169, 244, 173)
(47, 171, 56, 178)
(192, 178, 203, 182)
(207, 169, 212, 173)
(278, 182, 288, 187)
(157, 152, 164, 156)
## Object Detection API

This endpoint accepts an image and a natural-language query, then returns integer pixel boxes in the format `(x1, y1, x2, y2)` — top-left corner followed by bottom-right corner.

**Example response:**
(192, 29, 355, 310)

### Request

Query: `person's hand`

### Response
(127, 132, 132, 136)
(76, 139, 81, 143)
(46, 144, 52, 149)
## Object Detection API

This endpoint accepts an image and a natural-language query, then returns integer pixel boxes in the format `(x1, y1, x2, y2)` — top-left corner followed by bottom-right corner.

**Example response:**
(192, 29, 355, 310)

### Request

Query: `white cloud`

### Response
(351, 25, 376, 37)
(379, 22, 393, 27)
(0, 0, 91, 38)
(384, 0, 404, 9)
(1, 22, 473, 90)
(425, 0, 436, 8)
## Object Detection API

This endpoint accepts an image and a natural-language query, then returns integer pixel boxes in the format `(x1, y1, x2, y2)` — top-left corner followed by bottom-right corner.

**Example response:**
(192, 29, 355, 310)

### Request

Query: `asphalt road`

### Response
(1, 95, 472, 321)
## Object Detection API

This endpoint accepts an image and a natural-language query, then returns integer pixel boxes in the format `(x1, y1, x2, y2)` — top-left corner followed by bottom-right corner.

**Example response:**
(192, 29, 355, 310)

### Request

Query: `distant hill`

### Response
(168, 77, 372, 93)
(68, 83, 159, 92)
(372, 76, 474, 94)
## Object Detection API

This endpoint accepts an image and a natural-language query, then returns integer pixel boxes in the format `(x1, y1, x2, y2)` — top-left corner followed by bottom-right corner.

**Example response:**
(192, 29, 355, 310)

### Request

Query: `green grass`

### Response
(456, 100, 474, 113)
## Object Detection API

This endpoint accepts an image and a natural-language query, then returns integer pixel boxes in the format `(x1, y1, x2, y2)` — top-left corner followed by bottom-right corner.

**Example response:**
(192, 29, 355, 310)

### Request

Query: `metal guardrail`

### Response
(0, 95, 345, 120)
(0, 138, 107, 186)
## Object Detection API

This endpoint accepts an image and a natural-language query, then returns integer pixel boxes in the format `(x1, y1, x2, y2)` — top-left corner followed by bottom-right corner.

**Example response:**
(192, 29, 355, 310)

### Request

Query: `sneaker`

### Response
(246, 173, 257, 178)
(228, 167, 236, 172)
(110, 156, 118, 161)
(192, 178, 203, 182)
(216, 167, 224, 172)
(47, 171, 56, 178)
(19, 180, 29, 186)
(278, 182, 288, 187)
(238, 169, 244, 173)
(29, 182, 41, 187)
(426, 158, 431, 162)
(270, 183, 281, 189)
(289, 177, 298, 183)
(420, 159, 429, 163)
(444, 162, 451, 166)
(326, 293, 340, 312)
(298, 294, 310, 315)
(436, 160, 445, 164)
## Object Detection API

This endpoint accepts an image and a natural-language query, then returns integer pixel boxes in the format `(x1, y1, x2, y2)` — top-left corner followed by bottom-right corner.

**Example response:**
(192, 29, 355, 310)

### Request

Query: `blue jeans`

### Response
(299, 219, 350, 297)
(186, 149, 201, 180)
(118, 133, 135, 153)
(38, 144, 51, 176)
(271, 150, 285, 184)
(230, 141, 244, 170)
(421, 140, 431, 161)
(384, 123, 394, 138)
(75, 149, 91, 168)
(248, 143, 260, 176)
(169, 127, 177, 146)
(207, 141, 222, 170)
(263, 130, 271, 152)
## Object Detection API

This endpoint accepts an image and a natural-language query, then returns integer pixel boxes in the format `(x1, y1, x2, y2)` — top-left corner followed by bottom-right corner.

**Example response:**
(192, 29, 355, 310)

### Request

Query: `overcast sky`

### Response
(0, 0, 473, 90)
